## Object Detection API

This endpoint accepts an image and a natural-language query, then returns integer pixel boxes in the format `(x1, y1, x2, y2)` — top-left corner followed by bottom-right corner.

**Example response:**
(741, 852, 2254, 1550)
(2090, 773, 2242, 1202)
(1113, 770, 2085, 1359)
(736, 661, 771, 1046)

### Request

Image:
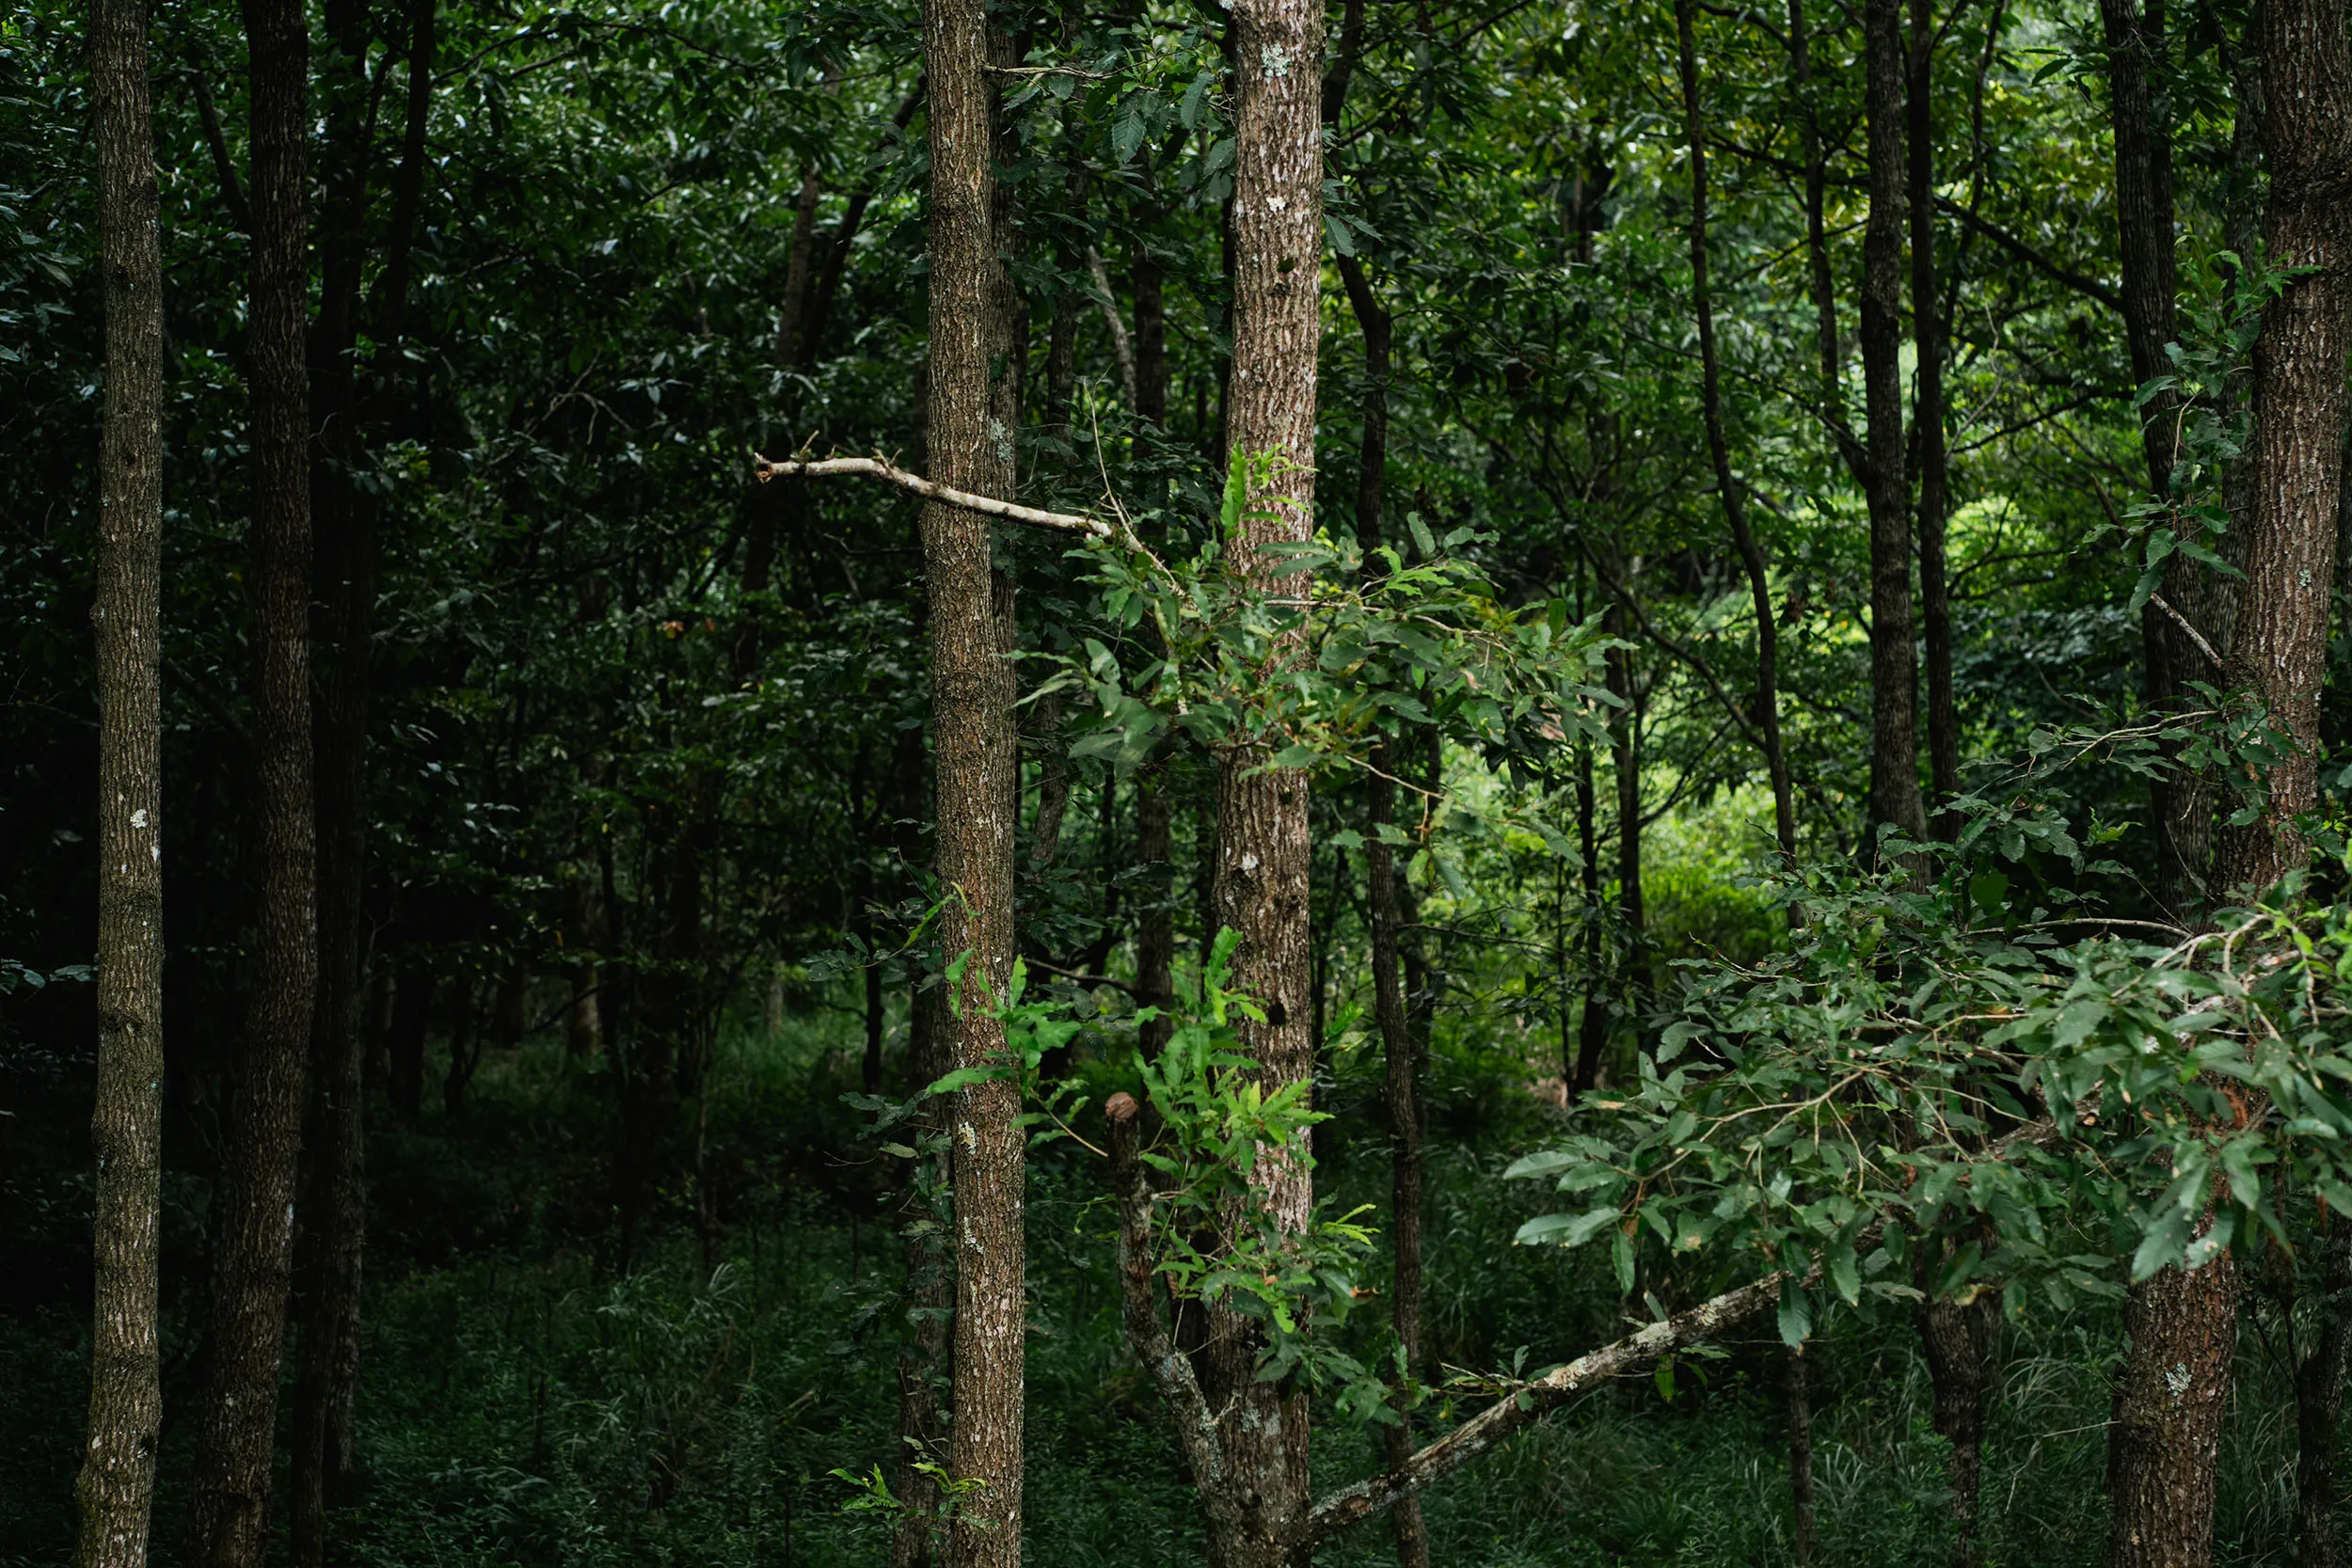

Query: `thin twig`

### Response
(752, 452, 1110, 536)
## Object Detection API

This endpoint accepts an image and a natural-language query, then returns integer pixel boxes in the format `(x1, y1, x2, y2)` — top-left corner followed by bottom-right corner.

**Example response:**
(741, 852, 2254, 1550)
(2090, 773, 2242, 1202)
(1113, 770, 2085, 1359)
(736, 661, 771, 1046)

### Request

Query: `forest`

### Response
(6, 0, 2352, 1558)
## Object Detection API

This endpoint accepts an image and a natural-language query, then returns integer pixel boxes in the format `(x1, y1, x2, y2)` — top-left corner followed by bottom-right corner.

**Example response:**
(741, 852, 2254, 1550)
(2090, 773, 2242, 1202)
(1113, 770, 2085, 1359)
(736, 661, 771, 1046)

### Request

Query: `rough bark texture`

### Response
(1676, 0, 1796, 863)
(1200, 0, 1325, 1554)
(2104, 1254, 2240, 1568)
(185, 0, 317, 1558)
(1861, 0, 1926, 849)
(2297, 1215, 2352, 1568)
(1909, 0, 1958, 832)
(77, 0, 167, 1558)
(1917, 1288, 2003, 1568)
(920, 0, 1026, 1552)
(2210, 0, 2352, 898)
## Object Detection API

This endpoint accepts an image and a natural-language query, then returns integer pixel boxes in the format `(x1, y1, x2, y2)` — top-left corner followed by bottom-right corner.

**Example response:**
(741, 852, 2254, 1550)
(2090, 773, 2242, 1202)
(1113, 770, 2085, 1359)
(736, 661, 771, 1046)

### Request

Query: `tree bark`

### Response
(893, 987, 954, 1568)
(291, 4, 435, 1552)
(1917, 1287, 2003, 1568)
(1198, 0, 1325, 1556)
(2104, 1253, 2240, 1568)
(2297, 1212, 2352, 1568)
(2210, 0, 2352, 898)
(920, 0, 1027, 1552)
(1675, 0, 1797, 864)
(1137, 768, 1176, 1060)
(1909, 0, 1959, 833)
(1862, 0, 1928, 849)
(185, 0, 317, 1557)
(1788, 1343, 1817, 1565)
(77, 0, 167, 1557)
(1367, 760, 1429, 1568)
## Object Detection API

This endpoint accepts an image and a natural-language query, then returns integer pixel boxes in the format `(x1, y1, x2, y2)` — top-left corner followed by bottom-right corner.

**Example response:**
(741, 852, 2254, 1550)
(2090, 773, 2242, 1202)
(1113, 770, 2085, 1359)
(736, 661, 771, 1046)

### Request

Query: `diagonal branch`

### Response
(752, 453, 1110, 536)
(1302, 1117, 2063, 1544)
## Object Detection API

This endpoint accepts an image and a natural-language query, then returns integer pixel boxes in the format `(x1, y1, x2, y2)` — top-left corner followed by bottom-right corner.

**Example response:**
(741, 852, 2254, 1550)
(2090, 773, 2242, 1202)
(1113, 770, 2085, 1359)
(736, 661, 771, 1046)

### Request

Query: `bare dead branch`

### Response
(752, 452, 1110, 536)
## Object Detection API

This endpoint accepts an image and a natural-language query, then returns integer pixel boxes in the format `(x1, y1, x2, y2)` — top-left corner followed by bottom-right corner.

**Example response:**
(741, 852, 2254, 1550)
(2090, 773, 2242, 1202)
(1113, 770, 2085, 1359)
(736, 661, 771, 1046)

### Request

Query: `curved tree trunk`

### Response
(185, 0, 317, 1558)
(77, 0, 167, 1557)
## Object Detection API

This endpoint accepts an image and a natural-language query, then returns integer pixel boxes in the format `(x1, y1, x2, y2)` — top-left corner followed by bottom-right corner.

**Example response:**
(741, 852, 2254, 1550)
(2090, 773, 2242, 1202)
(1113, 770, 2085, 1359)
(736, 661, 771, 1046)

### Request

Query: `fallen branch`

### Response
(752, 452, 1110, 536)
(1299, 1116, 2063, 1545)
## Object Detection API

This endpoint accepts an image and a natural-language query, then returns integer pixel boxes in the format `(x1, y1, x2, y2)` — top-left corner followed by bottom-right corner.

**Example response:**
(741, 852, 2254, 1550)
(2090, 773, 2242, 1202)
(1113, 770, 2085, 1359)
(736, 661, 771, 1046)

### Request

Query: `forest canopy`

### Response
(6, 0, 2352, 1561)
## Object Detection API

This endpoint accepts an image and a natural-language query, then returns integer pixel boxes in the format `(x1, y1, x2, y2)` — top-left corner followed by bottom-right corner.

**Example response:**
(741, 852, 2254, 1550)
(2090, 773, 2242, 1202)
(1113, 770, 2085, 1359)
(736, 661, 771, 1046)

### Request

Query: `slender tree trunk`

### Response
(1367, 760, 1428, 1568)
(1572, 730, 1607, 1093)
(185, 0, 317, 1556)
(1917, 1284, 2003, 1568)
(1788, 0, 1864, 479)
(921, 0, 1027, 1550)
(2297, 1212, 2352, 1568)
(893, 988, 953, 1568)
(1338, 245, 1427, 1568)
(1861, 0, 1927, 850)
(1909, 0, 1959, 832)
(1201, 0, 1325, 1556)
(291, 5, 434, 1550)
(2100, 0, 2212, 915)
(1675, 0, 1797, 863)
(77, 0, 167, 1557)
(1603, 594, 1647, 1003)
(2209, 0, 2352, 898)
(1788, 1343, 1817, 1565)
(1137, 769, 1176, 1059)
(566, 877, 603, 1058)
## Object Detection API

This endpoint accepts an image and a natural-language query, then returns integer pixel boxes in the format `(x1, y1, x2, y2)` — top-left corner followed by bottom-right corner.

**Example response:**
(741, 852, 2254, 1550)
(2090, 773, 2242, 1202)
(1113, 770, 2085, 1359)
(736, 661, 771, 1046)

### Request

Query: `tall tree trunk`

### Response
(1862, 0, 1927, 850)
(2105, 1249, 2240, 1568)
(291, 4, 435, 1552)
(1136, 768, 1176, 1059)
(1200, 0, 1325, 1556)
(77, 0, 167, 1556)
(2100, 0, 2212, 916)
(2297, 1212, 2352, 1568)
(1367, 760, 1428, 1568)
(1788, 1343, 1817, 1565)
(921, 0, 1027, 1551)
(1675, 0, 1798, 863)
(2209, 0, 2352, 898)
(1788, 0, 1864, 479)
(1917, 1284, 2003, 1568)
(1572, 727, 1607, 1093)
(1338, 245, 1428, 1568)
(185, 0, 317, 1557)
(1604, 594, 1647, 1003)
(892, 987, 954, 1568)
(1909, 0, 1959, 832)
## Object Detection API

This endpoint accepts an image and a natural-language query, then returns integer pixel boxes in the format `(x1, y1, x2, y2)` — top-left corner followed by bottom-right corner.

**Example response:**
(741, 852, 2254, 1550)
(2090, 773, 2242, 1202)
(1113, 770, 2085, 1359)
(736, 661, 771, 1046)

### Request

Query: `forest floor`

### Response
(0, 1007, 2325, 1566)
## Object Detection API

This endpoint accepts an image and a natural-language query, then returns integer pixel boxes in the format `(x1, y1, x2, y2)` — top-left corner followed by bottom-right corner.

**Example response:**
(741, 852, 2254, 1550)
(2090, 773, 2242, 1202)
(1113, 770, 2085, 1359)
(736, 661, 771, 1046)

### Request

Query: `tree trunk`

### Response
(1200, 0, 1326, 1556)
(1137, 769, 1176, 1059)
(1675, 0, 1797, 864)
(1788, 0, 1864, 479)
(388, 965, 429, 1118)
(1861, 0, 1927, 850)
(1909, 0, 1958, 833)
(2100, 0, 2214, 916)
(1572, 728, 1608, 1094)
(1917, 1287, 2003, 1568)
(920, 0, 1027, 1550)
(2105, 1253, 2240, 1568)
(1788, 1343, 1817, 1566)
(1338, 245, 1427, 1568)
(893, 987, 954, 1568)
(77, 0, 167, 1557)
(1367, 758, 1429, 1568)
(291, 4, 434, 1550)
(2209, 0, 2352, 898)
(2297, 1212, 2352, 1568)
(184, 0, 317, 1557)
(1604, 594, 1647, 1003)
